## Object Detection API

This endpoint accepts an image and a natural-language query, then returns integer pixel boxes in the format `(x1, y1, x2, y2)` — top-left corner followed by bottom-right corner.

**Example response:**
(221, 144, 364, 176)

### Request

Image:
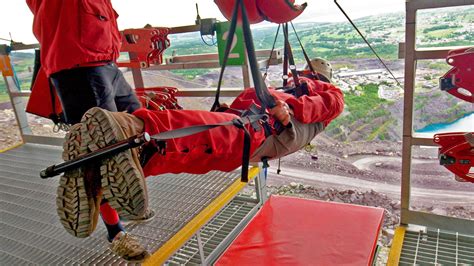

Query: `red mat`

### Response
(216, 196, 384, 266)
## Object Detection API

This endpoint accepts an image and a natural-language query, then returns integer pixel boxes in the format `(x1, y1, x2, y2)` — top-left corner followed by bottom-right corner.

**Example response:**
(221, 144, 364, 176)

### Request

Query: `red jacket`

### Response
(133, 79, 343, 176)
(26, 0, 121, 76)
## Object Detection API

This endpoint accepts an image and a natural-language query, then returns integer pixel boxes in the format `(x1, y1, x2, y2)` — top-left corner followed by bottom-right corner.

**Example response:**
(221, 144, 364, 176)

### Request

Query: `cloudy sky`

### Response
(1, 0, 404, 44)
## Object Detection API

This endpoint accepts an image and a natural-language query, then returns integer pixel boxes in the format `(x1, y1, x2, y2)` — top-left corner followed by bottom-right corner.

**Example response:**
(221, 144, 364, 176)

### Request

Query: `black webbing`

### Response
(334, 0, 401, 87)
(212, 0, 276, 112)
(263, 24, 281, 80)
(282, 23, 300, 87)
(211, 0, 240, 111)
(231, 118, 251, 182)
(282, 25, 289, 87)
(290, 22, 317, 75)
(240, 1, 276, 111)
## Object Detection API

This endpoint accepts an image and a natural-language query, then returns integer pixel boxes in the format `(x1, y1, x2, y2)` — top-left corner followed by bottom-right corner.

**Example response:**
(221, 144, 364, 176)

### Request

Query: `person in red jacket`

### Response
(61, 58, 344, 261)
(26, 0, 148, 261)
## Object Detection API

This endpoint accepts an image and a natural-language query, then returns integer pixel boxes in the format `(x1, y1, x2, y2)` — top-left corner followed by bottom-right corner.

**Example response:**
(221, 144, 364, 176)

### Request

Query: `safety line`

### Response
(334, 0, 402, 87)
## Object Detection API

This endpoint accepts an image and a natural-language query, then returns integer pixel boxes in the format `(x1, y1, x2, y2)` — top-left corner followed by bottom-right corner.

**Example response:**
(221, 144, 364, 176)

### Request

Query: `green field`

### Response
(0, 93, 10, 103)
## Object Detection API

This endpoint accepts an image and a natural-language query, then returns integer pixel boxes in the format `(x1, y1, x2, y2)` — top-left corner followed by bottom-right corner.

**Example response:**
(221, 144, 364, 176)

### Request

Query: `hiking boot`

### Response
(56, 124, 101, 238)
(121, 209, 156, 225)
(80, 107, 148, 218)
(110, 231, 150, 262)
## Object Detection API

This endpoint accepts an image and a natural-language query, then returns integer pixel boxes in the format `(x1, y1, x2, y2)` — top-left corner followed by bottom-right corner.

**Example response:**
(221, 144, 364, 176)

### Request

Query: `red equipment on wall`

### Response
(434, 132, 474, 183)
(135, 87, 182, 111)
(117, 27, 171, 68)
(439, 47, 474, 103)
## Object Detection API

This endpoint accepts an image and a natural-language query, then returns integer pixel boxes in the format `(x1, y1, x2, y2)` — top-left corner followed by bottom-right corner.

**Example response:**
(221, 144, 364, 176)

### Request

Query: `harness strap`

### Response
(231, 118, 251, 182)
(240, 0, 276, 111)
(211, 0, 240, 111)
(149, 113, 268, 182)
(290, 22, 319, 77)
(263, 24, 281, 80)
(283, 23, 300, 87)
(213, 0, 277, 113)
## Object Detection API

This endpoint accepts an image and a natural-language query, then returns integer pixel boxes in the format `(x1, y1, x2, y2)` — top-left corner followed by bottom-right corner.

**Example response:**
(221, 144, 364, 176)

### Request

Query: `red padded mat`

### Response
(216, 195, 384, 266)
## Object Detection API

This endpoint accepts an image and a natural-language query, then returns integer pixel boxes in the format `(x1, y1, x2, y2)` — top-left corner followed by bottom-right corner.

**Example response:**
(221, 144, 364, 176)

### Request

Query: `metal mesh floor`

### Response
(400, 228, 474, 265)
(168, 198, 257, 265)
(0, 144, 247, 265)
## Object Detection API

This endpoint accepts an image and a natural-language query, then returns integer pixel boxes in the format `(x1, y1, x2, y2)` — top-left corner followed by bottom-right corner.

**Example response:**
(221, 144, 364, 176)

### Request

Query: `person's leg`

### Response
(50, 68, 98, 124)
(54, 66, 140, 246)
(82, 65, 143, 242)
(85, 64, 119, 112)
(57, 124, 102, 238)
(80, 107, 148, 218)
(110, 64, 141, 113)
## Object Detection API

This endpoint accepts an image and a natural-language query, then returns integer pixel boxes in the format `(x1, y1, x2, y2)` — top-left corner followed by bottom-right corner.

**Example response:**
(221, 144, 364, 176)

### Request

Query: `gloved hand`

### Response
(269, 100, 292, 126)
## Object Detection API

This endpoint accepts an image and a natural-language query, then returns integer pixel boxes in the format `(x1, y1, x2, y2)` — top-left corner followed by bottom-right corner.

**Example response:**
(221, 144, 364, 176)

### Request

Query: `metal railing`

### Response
(399, 0, 474, 235)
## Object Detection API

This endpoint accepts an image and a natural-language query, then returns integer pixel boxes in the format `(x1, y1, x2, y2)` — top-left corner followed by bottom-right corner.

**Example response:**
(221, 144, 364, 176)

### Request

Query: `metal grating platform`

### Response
(0, 144, 257, 265)
(399, 228, 474, 265)
(168, 197, 258, 265)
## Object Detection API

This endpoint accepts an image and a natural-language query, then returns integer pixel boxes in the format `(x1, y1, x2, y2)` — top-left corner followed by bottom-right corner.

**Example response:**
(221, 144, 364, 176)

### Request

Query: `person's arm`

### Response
(269, 100, 292, 126)
(285, 80, 344, 126)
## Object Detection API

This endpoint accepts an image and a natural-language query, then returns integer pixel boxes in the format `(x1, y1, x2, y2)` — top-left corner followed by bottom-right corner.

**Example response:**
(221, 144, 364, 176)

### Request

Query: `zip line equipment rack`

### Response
(387, 0, 474, 265)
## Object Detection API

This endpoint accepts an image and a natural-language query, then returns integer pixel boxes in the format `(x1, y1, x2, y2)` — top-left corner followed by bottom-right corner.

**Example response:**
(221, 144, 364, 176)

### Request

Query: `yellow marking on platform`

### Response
(143, 167, 260, 265)
(387, 226, 406, 266)
(0, 142, 23, 153)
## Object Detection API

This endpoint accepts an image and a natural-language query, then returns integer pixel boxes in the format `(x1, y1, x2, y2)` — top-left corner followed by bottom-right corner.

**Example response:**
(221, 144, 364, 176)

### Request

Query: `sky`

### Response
(1, 0, 404, 44)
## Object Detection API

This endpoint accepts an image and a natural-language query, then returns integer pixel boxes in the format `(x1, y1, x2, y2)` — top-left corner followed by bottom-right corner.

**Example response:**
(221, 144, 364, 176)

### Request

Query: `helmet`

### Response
(305, 58, 333, 83)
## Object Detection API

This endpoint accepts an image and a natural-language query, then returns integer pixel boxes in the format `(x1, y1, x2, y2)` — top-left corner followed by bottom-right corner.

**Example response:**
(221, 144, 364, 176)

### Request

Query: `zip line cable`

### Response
(334, 0, 402, 87)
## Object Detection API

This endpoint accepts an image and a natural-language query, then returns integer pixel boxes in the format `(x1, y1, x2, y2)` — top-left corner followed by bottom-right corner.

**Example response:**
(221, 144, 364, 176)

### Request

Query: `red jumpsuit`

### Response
(133, 78, 344, 177)
(26, 0, 121, 76)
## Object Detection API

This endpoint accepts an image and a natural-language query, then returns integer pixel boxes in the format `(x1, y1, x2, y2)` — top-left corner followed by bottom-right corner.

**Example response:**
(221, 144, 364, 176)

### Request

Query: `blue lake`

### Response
(416, 112, 474, 134)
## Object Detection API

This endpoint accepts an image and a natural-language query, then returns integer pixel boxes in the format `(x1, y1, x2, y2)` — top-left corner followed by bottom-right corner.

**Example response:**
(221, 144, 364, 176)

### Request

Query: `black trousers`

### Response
(50, 63, 140, 124)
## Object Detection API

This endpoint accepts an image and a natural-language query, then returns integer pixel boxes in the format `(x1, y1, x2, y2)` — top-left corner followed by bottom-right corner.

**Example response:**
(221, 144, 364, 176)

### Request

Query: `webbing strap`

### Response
(211, 0, 240, 112)
(212, 0, 276, 112)
(149, 114, 268, 182)
(240, 0, 276, 111)
(263, 24, 281, 80)
(290, 22, 317, 75)
(282, 23, 300, 87)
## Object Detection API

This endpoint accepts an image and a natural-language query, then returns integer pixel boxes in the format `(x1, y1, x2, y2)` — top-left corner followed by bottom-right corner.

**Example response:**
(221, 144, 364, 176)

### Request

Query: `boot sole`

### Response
(81, 107, 147, 218)
(56, 124, 95, 238)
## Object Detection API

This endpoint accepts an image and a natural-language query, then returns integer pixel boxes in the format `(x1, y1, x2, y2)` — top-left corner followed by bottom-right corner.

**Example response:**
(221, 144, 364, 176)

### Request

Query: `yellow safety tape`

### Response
(0, 142, 23, 153)
(143, 166, 260, 265)
(387, 226, 406, 266)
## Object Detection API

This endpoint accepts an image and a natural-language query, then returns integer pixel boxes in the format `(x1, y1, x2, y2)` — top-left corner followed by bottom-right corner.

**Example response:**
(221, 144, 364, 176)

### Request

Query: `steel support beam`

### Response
(401, 209, 474, 235)
(400, 0, 474, 232)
